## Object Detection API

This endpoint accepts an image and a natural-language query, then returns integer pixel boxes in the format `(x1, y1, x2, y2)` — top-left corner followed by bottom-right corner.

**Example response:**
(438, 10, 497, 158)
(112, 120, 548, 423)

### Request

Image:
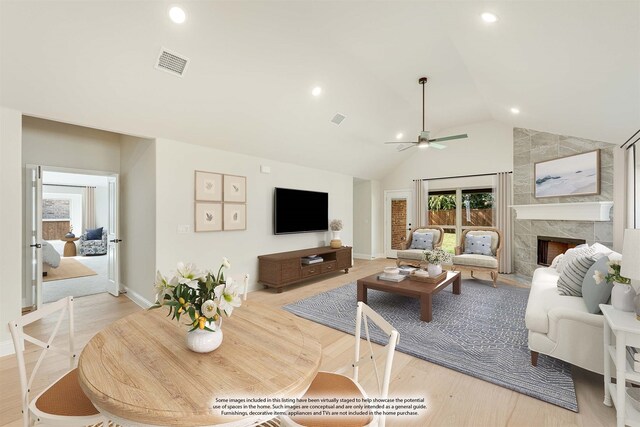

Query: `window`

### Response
(461, 189, 493, 227)
(428, 191, 456, 253)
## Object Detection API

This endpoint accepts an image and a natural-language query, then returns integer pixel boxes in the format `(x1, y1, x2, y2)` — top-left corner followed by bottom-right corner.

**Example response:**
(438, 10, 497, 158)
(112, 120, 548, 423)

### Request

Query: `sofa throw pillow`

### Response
(550, 254, 564, 269)
(556, 246, 595, 275)
(557, 254, 597, 297)
(86, 227, 103, 240)
(410, 232, 433, 250)
(582, 255, 614, 314)
(464, 235, 493, 256)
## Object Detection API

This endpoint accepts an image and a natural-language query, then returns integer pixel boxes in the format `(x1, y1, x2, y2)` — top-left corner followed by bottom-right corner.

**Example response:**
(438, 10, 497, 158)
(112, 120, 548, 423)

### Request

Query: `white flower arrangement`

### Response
(151, 257, 242, 332)
(594, 259, 630, 285)
(330, 219, 343, 231)
(423, 248, 453, 265)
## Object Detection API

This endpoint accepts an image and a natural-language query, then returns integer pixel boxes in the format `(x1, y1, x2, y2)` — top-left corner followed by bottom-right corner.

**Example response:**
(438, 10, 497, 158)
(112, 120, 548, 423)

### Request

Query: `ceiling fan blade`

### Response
(398, 144, 415, 152)
(385, 141, 416, 144)
(428, 133, 468, 143)
(429, 142, 447, 149)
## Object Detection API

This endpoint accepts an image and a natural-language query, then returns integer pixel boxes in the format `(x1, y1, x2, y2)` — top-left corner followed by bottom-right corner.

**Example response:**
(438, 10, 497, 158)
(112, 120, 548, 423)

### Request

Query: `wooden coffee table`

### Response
(357, 270, 462, 322)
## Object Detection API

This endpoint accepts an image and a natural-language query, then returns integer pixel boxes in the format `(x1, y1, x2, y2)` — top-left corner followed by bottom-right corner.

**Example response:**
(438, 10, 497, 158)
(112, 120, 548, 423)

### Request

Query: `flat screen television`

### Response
(274, 187, 328, 234)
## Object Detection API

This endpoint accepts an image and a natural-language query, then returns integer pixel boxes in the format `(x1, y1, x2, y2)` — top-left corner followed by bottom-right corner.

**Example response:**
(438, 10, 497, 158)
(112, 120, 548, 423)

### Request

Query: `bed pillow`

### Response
(557, 254, 597, 296)
(410, 232, 433, 250)
(464, 234, 493, 256)
(86, 227, 103, 240)
(582, 255, 614, 314)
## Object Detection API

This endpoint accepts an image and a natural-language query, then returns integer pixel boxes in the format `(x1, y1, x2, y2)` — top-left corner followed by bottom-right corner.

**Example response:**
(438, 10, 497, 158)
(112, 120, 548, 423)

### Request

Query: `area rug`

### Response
(283, 279, 578, 412)
(44, 258, 98, 282)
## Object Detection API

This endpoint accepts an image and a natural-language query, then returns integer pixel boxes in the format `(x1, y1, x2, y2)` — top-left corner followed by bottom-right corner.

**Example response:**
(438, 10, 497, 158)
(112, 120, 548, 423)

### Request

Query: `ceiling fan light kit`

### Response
(385, 76, 468, 151)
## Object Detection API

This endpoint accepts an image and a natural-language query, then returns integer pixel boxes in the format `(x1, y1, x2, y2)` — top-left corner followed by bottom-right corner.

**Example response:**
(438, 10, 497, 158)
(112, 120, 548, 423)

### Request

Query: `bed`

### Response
(42, 242, 61, 276)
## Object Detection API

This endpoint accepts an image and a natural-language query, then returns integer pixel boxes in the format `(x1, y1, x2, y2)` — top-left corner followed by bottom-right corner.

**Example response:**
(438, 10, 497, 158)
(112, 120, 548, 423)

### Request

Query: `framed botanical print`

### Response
(194, 202, 222, 232)
(534, 149, 600, 198)
(223, 203, 246, 231)
(195, 171, 222, 201)
(223, 174, 246, 203)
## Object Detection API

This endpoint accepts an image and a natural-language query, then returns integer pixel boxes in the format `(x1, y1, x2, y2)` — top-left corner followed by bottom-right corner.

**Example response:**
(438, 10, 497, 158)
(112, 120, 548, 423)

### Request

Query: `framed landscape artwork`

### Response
(534, 149, 600, 198)
(223, 203, 247, 231)
(195, 202, 222, 232)
(223, 174, 246, 203)
(195, 171, 222, 201)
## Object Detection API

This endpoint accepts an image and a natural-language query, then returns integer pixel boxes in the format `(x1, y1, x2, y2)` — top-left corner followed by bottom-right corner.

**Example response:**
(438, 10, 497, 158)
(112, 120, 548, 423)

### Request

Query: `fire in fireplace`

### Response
(537, 236, 587, 266)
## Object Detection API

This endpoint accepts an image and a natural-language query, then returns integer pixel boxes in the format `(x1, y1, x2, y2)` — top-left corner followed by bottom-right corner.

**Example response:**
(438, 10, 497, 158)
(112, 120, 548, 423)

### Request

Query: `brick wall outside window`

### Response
(391, 199, 407, 250)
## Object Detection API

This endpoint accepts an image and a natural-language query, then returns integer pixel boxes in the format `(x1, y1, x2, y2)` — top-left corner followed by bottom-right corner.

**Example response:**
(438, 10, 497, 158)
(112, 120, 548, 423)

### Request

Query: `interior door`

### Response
(25, 165, 43, 309)
(107, 175, 120, 297)
(384, 190, 413, 258)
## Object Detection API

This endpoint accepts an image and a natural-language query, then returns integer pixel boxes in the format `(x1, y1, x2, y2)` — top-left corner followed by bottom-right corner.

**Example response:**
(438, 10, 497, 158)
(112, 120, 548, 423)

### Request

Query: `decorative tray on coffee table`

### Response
(409, 271, 447, 284)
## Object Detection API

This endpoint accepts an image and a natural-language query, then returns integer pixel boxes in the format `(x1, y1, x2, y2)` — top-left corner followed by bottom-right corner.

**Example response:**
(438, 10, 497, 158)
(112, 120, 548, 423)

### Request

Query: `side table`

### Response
(61, 236, 80, 257)
(601, 304, 640, 427)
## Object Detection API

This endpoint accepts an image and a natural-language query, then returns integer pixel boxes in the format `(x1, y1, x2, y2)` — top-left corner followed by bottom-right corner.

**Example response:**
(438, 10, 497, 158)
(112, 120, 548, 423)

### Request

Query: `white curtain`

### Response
(495, 172, 513, 273)
(414, 179, 429, 228)
(83, 186, 96, 231)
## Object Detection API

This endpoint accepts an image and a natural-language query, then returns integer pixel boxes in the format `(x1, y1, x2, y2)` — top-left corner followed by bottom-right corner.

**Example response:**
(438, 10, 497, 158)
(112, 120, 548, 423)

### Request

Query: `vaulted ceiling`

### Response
(1, 1, 638, 179)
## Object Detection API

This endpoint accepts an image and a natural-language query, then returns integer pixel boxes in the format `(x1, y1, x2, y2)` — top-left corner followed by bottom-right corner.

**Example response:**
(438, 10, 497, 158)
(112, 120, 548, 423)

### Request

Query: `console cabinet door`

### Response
(336, 248, 352, 269)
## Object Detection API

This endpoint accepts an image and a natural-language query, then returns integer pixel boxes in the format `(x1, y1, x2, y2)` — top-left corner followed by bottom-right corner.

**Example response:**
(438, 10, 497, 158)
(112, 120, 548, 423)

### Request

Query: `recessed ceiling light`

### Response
(169, 6, 186, 24)
(311, 86, 322, 97)
(396, 132, 404, 140)
(481, 12, 498, 23)
(510, 107, 520, 114)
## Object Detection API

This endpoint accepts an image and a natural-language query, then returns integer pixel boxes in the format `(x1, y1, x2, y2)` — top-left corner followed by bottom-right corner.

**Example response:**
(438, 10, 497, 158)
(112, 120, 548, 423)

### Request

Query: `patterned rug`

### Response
(283, 279, 578, 412)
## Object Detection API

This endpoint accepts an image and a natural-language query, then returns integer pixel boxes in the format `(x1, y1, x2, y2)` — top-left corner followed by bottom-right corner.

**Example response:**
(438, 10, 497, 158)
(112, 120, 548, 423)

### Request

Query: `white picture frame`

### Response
(195, 171, 222, 202)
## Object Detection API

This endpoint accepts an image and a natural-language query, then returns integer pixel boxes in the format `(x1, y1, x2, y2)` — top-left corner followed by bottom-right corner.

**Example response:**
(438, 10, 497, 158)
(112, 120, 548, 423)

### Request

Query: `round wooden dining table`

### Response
(78, 301, 322, 426)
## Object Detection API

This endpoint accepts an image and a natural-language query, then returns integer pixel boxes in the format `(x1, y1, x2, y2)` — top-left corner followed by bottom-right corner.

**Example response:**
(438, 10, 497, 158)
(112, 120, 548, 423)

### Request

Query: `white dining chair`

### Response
(280, 301, 399, 427)
(8, 296, 105, 427)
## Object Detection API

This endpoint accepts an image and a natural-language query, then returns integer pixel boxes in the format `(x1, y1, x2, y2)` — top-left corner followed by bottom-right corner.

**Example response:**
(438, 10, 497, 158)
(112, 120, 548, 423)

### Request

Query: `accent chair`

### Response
(450, 227, 503, 287)
(396, 226, 444, 267)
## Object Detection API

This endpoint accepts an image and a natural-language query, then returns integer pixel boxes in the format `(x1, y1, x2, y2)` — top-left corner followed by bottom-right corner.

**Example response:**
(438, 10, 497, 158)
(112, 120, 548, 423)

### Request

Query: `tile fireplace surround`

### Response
(512, 128, 614, 278)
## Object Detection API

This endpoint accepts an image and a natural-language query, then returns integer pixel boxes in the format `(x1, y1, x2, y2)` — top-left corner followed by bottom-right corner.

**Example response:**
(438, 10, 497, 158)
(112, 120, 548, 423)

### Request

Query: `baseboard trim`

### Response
(124, 285, 153, 309)
(353, 253, 373, 260)
(0, 339, 15, 357)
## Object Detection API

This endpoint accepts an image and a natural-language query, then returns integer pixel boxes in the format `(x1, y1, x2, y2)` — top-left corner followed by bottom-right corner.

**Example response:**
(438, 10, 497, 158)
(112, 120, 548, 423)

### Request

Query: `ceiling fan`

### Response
(385, 77, 468, 152)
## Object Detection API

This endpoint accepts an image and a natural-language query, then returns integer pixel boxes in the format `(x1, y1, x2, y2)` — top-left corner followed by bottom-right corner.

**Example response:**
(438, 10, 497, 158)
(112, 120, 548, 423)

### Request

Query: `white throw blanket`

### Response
(42, 242, 60, 268)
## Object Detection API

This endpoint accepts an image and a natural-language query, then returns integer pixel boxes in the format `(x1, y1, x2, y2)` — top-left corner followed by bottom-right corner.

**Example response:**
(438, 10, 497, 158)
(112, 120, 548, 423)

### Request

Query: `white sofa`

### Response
(525, 266, 606, 374)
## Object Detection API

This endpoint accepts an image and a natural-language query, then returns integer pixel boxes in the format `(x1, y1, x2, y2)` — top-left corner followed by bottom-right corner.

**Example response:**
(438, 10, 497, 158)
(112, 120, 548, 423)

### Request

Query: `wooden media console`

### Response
(258, 246, 352, 292)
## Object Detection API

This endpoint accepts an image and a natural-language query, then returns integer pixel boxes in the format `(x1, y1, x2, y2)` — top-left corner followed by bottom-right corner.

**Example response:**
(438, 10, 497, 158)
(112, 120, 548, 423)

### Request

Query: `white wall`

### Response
(371, 180, 384, 257)
(154, 138, 353, 301)
(120, 136, 156, 306)
(22, 116, 120, 172)
(353, 180, 372, 258)
(0, 108, 22, 355)
(382, 120, 513, 191)
(94, 186, 109, 229)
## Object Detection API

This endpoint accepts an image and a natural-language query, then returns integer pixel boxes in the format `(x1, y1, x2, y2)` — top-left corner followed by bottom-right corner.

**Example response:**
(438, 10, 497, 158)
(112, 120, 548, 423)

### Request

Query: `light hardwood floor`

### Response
(0, 258, 615, 427)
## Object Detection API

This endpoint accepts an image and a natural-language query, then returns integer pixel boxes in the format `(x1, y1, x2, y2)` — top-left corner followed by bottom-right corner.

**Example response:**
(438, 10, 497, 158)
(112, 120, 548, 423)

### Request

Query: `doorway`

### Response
(384, 190, 413, 258)
(24, 165, 121, 309)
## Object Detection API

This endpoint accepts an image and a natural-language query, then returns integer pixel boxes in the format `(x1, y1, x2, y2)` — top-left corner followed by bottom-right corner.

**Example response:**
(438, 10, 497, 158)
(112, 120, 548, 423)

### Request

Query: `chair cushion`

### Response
(34, 368, 99, 417)
(557, 255, 596, 296)
(86, 227, 103, 240)
(463, 234, 493, 256)
(452, 254, 498, 269)
(410, 232, 433, 250)
(289, 371, 373, 427)
(397, 249, 424, 261)
(464, 230, 499, 254)
(582, 255, 615, 314)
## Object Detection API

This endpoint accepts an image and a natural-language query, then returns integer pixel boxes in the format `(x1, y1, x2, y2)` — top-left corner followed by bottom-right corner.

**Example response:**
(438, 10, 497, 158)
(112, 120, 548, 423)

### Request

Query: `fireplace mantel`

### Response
(509, 201, 613, 221)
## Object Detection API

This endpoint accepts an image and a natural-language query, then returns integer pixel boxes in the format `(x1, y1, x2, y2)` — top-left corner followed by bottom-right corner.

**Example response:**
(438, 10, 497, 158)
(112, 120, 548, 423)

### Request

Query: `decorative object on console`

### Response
(330, 218, 343, 249)
(151, 258, 241, 353)
(423, 248, 452, 277)
(195, 170, 222, 201)
(534, 149, 600, 198)
(595, 256, 634, 312)
(195, 202, 222, 232)
(64, 225, 75, 238)
(223, 174, 246, 203)
(620, 228, 640, 319)
(223, 203, 246, 231)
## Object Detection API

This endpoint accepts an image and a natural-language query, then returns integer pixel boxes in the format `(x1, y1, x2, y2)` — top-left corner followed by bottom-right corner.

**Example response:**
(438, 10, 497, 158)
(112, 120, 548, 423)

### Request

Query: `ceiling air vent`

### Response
(155, 48, 189, 77)
(330, 113, 346, 125)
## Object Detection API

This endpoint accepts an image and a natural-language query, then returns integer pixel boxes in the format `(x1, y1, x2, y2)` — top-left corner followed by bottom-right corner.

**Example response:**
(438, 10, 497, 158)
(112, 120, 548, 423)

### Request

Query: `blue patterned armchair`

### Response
(78, 229, 108, 256)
